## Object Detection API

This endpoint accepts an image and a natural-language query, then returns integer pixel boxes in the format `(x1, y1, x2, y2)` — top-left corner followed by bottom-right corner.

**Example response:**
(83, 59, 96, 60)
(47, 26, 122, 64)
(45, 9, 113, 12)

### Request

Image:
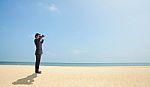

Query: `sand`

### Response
(0, 65, 150, 87)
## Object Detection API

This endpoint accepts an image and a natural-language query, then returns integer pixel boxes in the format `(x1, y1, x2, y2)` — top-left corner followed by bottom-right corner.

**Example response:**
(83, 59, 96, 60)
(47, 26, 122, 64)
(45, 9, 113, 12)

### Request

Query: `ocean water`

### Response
(0, 61, 150, 66)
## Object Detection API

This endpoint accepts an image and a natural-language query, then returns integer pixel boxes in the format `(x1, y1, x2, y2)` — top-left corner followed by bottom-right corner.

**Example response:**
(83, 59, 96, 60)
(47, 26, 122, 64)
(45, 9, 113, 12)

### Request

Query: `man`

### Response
(34, 33, 44, 74)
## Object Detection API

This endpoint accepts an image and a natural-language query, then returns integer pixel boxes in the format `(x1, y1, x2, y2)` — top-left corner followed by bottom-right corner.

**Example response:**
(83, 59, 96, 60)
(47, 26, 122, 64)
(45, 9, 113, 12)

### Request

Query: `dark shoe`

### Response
(35, 71, 42, 74)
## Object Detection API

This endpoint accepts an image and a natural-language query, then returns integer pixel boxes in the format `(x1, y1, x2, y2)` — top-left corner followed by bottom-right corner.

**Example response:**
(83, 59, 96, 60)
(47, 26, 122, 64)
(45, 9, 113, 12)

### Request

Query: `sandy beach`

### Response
(0, 65, 150, 87)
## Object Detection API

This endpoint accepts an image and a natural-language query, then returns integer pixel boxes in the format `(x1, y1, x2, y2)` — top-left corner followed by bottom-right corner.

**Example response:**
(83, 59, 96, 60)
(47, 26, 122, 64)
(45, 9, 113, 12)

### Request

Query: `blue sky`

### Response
(0, 0, 150, 63)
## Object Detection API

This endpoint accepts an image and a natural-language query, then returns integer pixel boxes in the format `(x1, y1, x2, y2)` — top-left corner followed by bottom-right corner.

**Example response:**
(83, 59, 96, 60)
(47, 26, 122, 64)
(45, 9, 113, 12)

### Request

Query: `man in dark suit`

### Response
(34, 33, 44, 74)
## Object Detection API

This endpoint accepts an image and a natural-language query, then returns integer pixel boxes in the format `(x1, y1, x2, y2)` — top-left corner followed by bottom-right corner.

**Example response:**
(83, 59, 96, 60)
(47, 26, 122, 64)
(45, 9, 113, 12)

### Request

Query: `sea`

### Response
(0, 61, 150, 66)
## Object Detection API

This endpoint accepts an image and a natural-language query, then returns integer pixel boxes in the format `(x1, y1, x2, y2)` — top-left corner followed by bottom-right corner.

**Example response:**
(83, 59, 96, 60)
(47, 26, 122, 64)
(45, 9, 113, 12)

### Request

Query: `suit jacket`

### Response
(34, 38, 44, 55)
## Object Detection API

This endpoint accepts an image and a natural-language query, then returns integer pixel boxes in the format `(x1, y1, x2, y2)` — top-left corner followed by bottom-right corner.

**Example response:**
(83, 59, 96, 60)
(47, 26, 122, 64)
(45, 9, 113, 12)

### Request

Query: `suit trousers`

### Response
(35, 54, 41, 72)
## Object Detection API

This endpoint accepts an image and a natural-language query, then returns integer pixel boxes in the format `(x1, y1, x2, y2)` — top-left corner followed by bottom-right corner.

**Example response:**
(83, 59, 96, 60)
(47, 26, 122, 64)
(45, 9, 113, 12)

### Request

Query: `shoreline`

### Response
(0, 61, 150, 66)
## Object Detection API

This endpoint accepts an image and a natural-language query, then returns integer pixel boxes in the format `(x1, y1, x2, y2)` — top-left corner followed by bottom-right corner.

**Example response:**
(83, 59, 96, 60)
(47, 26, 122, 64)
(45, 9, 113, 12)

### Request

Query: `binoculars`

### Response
(39, 35, 45, 38)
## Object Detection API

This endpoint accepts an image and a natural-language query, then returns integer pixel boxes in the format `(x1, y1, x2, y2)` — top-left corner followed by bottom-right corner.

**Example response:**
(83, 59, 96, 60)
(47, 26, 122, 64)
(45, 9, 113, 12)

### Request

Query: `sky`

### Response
(0, 0, 150, 63)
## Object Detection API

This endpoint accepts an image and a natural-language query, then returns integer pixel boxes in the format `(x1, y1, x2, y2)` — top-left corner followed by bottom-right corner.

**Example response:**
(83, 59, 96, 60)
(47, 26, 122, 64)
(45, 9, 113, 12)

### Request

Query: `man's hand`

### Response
(40, 39, 44, 43)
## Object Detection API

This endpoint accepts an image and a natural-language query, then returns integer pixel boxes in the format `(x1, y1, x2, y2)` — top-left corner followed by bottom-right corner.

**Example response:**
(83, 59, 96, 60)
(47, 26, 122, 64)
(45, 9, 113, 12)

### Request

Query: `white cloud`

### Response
(48, 3, 61, 15)
(48, 4, 57, 11)
(37, 2, 61, 15)
(28, 34, 35, 38)
(72, 49, 88, 55)
(45, 51, 56, 57)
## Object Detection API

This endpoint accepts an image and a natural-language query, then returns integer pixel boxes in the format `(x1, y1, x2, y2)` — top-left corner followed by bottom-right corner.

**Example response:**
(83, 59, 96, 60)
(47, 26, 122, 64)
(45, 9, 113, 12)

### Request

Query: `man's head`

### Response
(35, 33, 40, 39)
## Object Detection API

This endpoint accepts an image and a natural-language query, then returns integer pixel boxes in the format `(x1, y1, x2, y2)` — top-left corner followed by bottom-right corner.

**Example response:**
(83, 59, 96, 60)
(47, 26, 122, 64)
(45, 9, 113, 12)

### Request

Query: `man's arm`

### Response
(40, 39, 44, 44)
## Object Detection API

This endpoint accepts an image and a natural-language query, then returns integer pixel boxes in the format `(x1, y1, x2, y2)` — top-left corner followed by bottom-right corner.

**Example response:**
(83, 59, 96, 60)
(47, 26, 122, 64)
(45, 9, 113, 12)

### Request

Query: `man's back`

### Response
(34, 38, 44, 55)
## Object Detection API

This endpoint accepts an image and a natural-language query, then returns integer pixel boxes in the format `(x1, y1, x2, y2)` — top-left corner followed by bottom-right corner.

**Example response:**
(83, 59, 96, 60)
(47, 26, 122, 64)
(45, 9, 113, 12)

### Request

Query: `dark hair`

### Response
(35, 33, 40, 38)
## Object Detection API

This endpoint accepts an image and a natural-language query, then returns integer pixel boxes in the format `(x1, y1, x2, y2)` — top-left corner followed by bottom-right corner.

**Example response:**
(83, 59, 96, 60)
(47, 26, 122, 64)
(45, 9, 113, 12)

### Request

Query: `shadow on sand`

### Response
(12, 73, 37, 85)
